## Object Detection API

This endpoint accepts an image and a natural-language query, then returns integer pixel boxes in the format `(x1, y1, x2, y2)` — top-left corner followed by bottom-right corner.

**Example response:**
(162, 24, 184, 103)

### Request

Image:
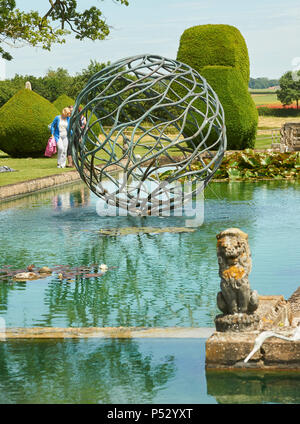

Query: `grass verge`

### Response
(0, 152, 75, 187)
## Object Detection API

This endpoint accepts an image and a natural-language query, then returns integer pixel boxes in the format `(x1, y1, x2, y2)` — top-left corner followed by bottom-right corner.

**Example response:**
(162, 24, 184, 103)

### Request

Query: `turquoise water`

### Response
(0, 180, 300, 404)
(0, 180, 299, 328)
(0, 338, 299, 404)
(0, 339, 209, 404)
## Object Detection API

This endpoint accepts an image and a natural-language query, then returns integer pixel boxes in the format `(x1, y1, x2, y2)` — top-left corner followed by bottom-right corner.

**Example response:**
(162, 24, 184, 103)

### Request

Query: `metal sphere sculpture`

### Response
(69, 54, 226, 216)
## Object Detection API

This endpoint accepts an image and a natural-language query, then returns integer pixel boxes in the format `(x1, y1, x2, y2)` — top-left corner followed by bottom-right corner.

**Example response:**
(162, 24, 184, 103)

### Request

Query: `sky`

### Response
(1, 0, 300, 80)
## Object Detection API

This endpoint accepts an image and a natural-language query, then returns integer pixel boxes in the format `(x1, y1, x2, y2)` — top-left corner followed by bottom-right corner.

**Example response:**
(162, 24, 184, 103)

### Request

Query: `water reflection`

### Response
(1, 337, 298, 404)
(0, 180, 299, 327)
(52, 187, 90, 211)
(37, 228, 219, 328)
(206, 370, 300, 404)
(0, 339, 176, 404)
(0, 182, 90, 212)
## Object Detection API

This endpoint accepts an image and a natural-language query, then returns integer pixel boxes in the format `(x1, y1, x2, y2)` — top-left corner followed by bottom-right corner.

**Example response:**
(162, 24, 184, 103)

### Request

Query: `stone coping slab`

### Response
(0, 171, 80, 201)
(0, 327, 215, 340)
(206, 331, 300, 370)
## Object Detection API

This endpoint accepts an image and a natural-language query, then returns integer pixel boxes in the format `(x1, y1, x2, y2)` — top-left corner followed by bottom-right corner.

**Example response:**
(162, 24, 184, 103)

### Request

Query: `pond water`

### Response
(0, 180, 299, 328)
(0, 179, 299, 404)
(0, 338, 299, 404)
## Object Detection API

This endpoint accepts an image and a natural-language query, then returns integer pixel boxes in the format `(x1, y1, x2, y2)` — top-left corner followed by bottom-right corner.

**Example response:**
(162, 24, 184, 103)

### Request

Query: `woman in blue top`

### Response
(50, 107, 71, 168)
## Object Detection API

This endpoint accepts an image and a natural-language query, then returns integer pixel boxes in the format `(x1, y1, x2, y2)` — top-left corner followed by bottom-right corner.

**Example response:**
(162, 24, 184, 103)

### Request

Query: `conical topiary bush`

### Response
(0, 89, 59, 157)
(53, 94, 75, 113)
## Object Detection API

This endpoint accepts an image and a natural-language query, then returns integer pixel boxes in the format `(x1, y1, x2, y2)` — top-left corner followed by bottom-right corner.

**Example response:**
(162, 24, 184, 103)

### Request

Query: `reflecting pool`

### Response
(0, 180, 300, 328)
(0, 338, 299, 404)
(0, 179, 300, 404)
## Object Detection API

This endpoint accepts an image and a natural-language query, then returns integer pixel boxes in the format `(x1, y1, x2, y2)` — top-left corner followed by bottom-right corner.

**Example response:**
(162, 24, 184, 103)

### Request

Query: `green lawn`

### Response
(251, 92, 280, 106)
(249, 88, 277, 94)
(0, 151, 75, 187)
(0, 128, 280, 189)
(254, 135, 273, 149)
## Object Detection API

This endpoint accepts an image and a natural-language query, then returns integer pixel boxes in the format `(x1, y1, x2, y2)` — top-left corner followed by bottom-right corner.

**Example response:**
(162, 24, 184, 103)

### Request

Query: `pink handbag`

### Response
(45, 136, 57, 157)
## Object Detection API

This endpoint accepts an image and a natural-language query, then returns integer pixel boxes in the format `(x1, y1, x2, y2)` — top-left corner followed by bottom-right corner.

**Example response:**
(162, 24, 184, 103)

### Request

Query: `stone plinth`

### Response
(206, 331, 300, 370)
(215, 313, 260, 332)
(206, 292, 299, 369)
(280, 122, 300, 151)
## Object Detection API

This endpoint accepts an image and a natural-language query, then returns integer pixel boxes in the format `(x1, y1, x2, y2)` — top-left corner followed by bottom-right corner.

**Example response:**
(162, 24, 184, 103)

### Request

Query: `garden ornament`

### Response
(216, 228, 259, 315)
(69, 54, 226, 216)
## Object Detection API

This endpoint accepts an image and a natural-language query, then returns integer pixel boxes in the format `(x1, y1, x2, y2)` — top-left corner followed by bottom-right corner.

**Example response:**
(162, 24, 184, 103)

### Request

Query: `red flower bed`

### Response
(257, 103, 298, 109)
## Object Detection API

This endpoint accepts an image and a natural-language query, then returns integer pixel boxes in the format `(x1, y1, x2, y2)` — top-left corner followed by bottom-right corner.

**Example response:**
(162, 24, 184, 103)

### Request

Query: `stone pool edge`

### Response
(0, 327, 215, 339)
(0, 171, 81, 201)
(2, 158, 299, 202)
(0, 160, 140, 201)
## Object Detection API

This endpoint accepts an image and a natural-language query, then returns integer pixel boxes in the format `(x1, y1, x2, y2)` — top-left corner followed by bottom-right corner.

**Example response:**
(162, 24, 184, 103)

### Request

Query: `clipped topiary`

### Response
(177, 24, 258, 150)
(177, 24, 250, 85)
(53, 94, 75, 113)
(200, 67, 257, 150)
(0, 89, 60, 157)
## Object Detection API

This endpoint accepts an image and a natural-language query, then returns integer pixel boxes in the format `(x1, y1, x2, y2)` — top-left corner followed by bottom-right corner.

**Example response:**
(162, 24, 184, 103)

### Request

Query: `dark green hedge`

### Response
(53, 94, 75, 113)
(177, 24, 250, 85)
(258, 107, 300, 117)
(201, 67, 257, 149)
(177, 24, 257, 150)
(0, 89, 59, 157)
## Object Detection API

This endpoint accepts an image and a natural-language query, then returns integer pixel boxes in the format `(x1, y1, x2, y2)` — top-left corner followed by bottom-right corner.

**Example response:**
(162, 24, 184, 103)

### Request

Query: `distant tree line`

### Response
(249, 77, 279, 89)
(3, 64, 298, 119)
(0, 61, 188, 126)
(0, 60, 108, 108)
(251, 71, 300, 110)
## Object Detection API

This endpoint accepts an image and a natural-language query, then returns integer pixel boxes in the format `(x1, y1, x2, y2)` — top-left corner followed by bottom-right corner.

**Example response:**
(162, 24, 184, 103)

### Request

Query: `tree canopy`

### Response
(0, 0, 129, 60)
(277, 71, 300, 109)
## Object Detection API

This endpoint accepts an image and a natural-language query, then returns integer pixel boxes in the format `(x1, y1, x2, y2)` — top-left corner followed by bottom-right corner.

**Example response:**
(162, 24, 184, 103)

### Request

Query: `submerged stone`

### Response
(38, 267, 52, 275)
(13, 272, 40, 281)
(99, 227, 196, 236)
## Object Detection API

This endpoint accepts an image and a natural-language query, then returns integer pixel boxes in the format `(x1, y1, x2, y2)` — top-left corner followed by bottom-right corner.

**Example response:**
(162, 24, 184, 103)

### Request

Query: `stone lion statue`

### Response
(216, 228, 259, 315)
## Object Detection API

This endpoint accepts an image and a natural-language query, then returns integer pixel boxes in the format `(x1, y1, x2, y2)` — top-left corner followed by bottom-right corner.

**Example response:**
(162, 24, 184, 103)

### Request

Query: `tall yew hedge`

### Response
(177, 24, 258, 150)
